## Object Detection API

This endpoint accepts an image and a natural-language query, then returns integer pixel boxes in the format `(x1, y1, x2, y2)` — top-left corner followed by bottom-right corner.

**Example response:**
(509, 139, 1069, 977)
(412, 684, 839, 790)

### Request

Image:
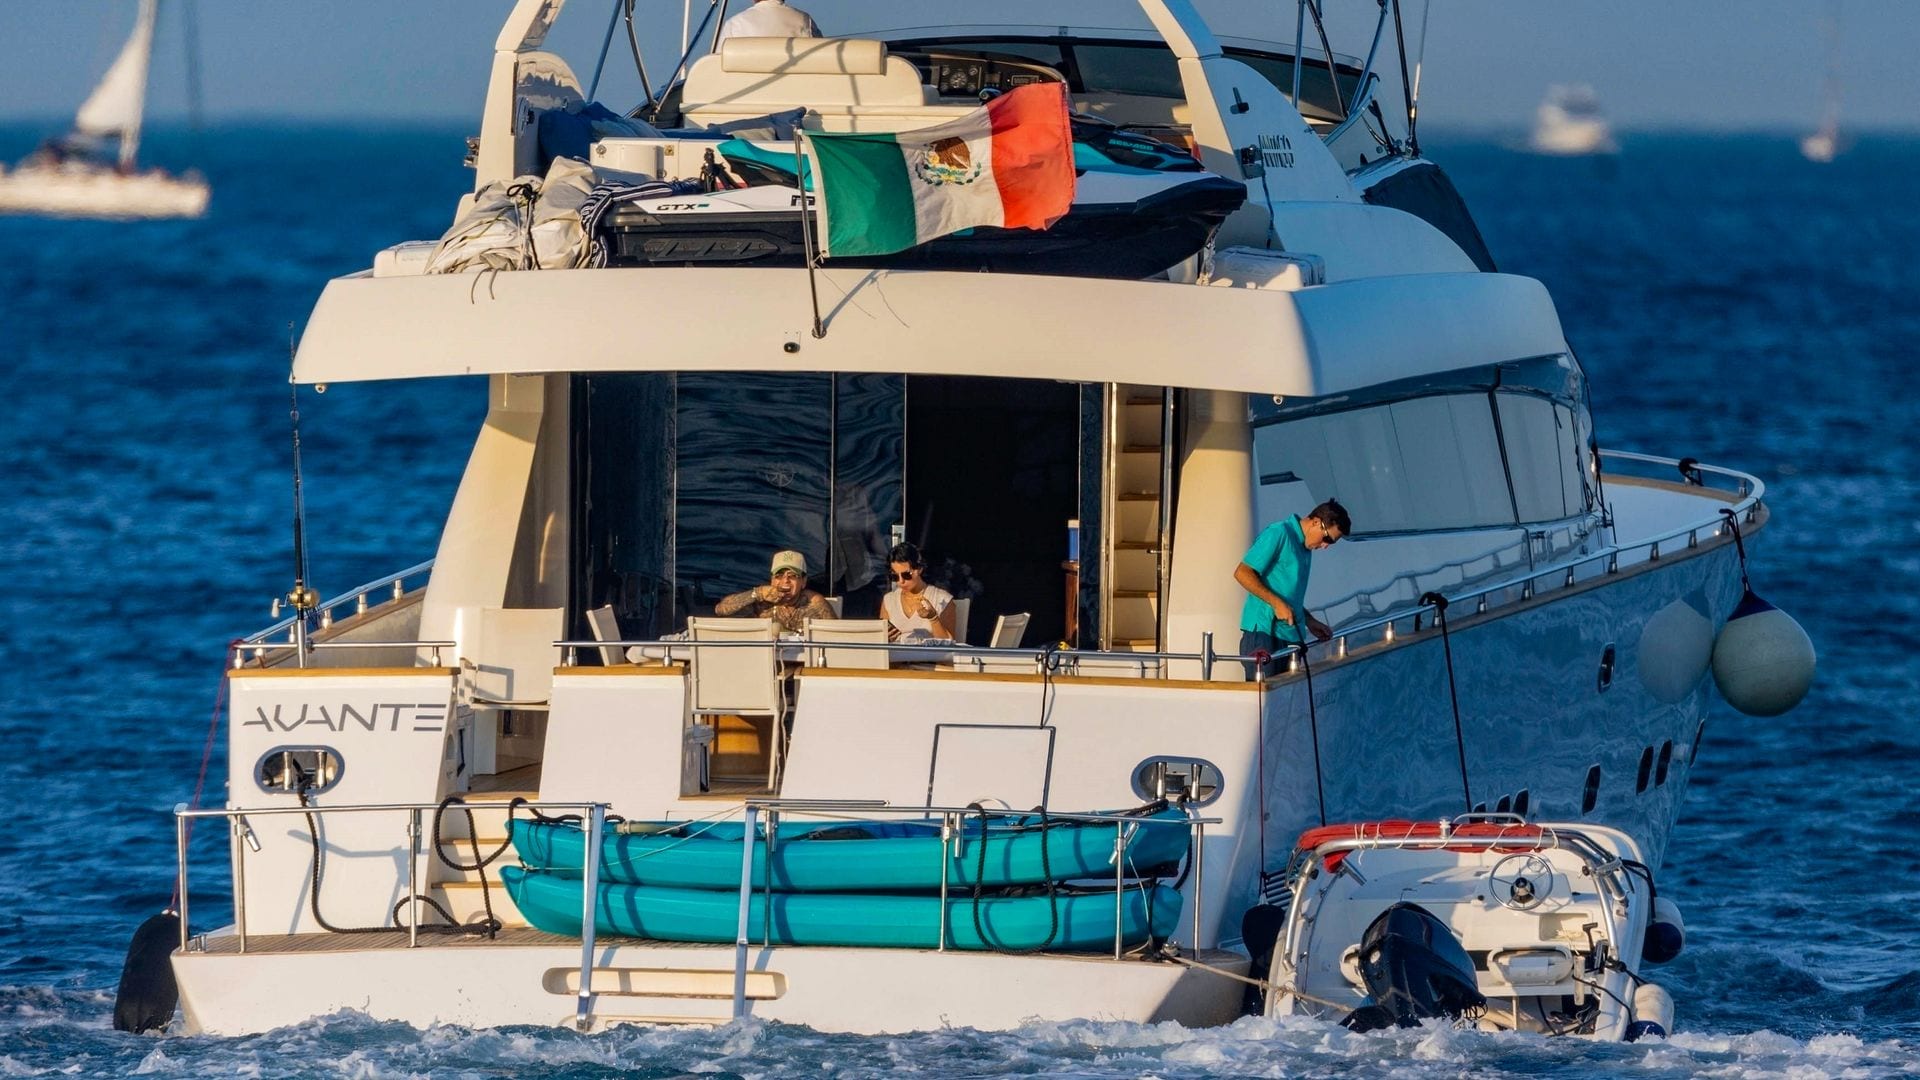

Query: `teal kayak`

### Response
(510, 807, 1191, 891)
(500, 865, 1184, 950)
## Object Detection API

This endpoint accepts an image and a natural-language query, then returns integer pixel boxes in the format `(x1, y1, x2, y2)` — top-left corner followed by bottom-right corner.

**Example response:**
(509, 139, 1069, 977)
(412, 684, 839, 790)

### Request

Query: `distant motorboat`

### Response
(1529, 84, 1618, 157)
(0, 0, 209, 219)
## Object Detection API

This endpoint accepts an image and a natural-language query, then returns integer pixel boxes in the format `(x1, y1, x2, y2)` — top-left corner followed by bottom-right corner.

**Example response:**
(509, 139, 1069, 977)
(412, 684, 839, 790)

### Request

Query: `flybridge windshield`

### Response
(880, 33, 1362, 124)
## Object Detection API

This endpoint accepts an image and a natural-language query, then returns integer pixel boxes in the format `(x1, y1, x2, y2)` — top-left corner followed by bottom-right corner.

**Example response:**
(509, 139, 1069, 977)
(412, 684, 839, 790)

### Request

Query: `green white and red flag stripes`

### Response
(803, 82, 1077, 258)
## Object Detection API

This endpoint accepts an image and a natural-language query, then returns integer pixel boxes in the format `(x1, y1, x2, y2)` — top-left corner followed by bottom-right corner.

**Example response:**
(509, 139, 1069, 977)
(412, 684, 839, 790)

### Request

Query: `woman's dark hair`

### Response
(887, 541, 925, 569)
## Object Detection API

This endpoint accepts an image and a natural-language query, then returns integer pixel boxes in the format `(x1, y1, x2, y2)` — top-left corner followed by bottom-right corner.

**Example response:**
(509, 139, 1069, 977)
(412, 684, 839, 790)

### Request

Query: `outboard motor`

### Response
(1341, 902, 1486, 1032)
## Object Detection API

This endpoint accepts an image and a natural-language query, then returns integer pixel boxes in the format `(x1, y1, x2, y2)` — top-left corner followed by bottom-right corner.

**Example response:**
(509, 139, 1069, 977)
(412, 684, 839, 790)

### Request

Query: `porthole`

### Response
(255, 746, 344, 796)
(1514, 789, 1531, 818)
(1472, 801, 1487, 814)
(1655, 740, 1673, 786)
(1596, 643, 1616, 692)
(1495, 794, 1512, 814)
(1635, 747, 1654, 793)
(1581, 765, 1601, 814)
(1130, 757, 1224, 807)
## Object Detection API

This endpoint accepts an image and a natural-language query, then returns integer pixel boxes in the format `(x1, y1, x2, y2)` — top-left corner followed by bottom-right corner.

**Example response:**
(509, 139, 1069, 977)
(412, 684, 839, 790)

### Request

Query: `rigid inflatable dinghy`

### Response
(501, 866, 1183, 951)
(1261, 816, 1682, 1040)
(511, 804, 1192, 891)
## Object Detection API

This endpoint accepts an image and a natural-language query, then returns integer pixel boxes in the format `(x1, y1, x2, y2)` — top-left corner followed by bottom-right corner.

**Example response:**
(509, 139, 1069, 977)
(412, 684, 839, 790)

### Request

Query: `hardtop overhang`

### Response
(291, 267, 1567, 397)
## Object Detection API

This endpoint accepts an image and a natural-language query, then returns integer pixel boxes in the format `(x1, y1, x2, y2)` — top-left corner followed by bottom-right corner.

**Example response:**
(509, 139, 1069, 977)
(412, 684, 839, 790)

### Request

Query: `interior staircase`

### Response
(1107, 385, 1172, 653)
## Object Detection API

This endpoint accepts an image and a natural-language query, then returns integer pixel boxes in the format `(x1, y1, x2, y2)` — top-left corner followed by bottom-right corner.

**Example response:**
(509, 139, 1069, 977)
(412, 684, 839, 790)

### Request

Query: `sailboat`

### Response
(1800, 4, 1843, 163)
(0, 0, 210, 219)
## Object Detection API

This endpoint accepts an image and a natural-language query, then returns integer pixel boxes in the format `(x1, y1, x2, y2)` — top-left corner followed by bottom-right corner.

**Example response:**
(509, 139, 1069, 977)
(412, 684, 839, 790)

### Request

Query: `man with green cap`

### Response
(715, 549, 837, 632)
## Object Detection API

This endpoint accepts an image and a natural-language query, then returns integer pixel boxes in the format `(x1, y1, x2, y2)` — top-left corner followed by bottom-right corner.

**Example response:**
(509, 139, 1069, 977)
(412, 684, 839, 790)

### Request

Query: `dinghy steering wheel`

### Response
(1487, 853, 1555, 910)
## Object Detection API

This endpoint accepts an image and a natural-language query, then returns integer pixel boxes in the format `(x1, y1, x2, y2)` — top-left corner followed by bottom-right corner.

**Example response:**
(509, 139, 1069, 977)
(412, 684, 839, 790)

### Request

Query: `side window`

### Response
(1497, 393, 1579, 522)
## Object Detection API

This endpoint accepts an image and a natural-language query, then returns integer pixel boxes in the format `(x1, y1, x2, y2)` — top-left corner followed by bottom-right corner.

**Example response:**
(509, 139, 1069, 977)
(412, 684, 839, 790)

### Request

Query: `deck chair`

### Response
(950, 596, 972, 644)
(804, 618, 890, 669)
(686, 616, 786, 788)
(989, 612, 1030, 649)
(585, 605, 626, 666)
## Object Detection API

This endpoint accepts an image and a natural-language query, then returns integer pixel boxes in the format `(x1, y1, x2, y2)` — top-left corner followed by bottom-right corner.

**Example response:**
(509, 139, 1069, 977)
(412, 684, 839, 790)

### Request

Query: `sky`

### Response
(0, 1, 1913, 133)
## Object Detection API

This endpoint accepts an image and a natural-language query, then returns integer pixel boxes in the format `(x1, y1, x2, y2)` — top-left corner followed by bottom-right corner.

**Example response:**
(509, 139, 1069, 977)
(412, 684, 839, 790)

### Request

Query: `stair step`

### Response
(1116, 492, 1160, 502)
(1121, 443, 1163, 454)
(1112, 588, 1158, 599)
(1114, 540, 1158, 551)
(434, 879, 529, 928)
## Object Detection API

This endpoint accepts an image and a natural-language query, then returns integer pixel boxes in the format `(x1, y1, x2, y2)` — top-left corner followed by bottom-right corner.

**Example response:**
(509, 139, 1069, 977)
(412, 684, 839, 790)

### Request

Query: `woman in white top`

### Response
(880, 542, 956, 642)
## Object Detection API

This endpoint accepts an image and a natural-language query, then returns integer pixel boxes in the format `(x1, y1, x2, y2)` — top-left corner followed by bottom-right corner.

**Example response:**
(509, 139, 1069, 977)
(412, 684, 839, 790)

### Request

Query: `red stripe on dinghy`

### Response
(1293, 821, 1549, 870)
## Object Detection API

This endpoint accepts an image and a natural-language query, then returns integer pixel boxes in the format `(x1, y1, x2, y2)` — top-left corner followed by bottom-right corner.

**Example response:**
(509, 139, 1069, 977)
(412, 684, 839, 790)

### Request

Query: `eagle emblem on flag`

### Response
(913, 137, 984, 186)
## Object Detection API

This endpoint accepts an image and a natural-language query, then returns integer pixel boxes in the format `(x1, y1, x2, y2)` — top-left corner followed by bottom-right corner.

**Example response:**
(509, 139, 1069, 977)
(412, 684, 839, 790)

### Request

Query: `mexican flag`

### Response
(804, 83, 1077, 258)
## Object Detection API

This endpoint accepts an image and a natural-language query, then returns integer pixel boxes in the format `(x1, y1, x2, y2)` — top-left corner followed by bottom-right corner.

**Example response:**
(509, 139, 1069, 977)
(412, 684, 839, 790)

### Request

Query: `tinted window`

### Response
(1073, 44, 1185, 98)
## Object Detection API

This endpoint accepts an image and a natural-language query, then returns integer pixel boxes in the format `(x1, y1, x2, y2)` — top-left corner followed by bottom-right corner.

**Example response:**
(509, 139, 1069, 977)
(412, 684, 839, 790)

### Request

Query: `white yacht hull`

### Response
(1259, 538, 1741, 873)
(0, 163, 208, 219)
(174, 934, 1246, 1035)
(170, 527, 1744, 1036)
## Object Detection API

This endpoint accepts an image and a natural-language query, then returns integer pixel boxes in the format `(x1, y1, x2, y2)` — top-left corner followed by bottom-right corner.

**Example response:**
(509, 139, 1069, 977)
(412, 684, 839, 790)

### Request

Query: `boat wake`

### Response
(1, 995, 1915, 1078)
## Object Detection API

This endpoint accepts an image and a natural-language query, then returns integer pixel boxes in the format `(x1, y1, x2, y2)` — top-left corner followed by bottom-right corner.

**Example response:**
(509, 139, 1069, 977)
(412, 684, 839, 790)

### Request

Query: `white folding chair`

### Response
(686, 617, 785, 788)
(585, 605, 627, 666)
(804, 618, 891, 669)
(949, 596, 972, 644)
(825, 596, 845, 618)
(989, 612, 1030, 649)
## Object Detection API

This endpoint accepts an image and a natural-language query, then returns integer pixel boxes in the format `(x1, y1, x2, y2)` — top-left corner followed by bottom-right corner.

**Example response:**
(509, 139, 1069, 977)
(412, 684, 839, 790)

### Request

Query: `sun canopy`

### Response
(290, 267, 1566, 399)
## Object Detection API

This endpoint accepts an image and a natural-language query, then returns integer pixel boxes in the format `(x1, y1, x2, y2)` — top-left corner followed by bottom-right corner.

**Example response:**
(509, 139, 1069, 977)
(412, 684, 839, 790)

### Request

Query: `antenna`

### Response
(287, 325, 318, 667)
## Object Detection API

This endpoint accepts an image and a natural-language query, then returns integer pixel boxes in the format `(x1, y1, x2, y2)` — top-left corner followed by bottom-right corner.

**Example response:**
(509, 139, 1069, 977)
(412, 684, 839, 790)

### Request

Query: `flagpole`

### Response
(794, 129, 827, 339)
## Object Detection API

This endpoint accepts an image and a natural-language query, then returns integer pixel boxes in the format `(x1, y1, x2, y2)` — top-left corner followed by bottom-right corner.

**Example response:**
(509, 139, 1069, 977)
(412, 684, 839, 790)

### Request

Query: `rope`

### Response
(1719, 507, 1753, 592)
(1154, 947, 1354, 1011)
(1037, 641, 1063, 727)
(1299, 645, 1328, 827)
(1421, 591, 1472, 811)
(969, 803, 1059, 954)
(1253, 662, 1270, 893)
(297, 792, 522, 938)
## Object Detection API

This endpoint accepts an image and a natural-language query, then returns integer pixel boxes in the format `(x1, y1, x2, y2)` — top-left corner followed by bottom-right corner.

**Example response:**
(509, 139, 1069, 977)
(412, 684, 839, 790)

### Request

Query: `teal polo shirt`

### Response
(1239, 517, 1312, 643)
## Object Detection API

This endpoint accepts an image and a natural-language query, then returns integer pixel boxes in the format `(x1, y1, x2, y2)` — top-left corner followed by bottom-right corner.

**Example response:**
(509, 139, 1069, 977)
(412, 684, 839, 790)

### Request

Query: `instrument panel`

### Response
(908, 52, 1066, 100)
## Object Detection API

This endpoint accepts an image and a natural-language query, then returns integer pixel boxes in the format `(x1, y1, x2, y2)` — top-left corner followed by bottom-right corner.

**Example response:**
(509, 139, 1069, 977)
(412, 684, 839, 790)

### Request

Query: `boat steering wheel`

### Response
(1487, 853, 1555, 911)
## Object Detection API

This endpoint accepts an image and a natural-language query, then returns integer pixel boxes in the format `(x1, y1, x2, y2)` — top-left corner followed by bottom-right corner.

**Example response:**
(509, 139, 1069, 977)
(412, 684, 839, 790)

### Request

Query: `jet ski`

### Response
(593, 122, 1246, 279)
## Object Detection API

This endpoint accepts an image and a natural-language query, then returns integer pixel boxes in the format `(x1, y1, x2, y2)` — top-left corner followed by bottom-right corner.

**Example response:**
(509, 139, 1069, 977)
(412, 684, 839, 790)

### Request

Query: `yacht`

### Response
(0, 0, 209, 220)
(144, 0, 1806, 1037)
(1528, 84, 1618, 157)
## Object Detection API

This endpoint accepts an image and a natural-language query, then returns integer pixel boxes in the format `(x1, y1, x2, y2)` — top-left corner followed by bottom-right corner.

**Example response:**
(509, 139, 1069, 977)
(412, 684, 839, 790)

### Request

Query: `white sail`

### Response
(73, 0, 157, 168)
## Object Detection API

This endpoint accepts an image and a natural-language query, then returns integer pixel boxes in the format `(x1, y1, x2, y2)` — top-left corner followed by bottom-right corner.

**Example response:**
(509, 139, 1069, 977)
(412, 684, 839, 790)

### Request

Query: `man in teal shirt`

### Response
(1234, 499, 1350, 679)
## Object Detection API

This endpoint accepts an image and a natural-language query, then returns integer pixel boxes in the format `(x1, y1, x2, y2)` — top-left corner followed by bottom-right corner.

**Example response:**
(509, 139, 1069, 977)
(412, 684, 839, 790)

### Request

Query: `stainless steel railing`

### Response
(224, 454, 1760, 683)
(721, 800, 1219, 1019)
(1290, 451, 1763, 670)
(172, 799, 611, 1031)
(241, 559, 434, 646)
(174, 798, 1215, 1030)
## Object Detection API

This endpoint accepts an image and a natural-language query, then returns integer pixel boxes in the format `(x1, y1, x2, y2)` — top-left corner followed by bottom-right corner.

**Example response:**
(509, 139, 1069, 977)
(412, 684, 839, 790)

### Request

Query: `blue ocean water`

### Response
(0, 124, 1916, 1076)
